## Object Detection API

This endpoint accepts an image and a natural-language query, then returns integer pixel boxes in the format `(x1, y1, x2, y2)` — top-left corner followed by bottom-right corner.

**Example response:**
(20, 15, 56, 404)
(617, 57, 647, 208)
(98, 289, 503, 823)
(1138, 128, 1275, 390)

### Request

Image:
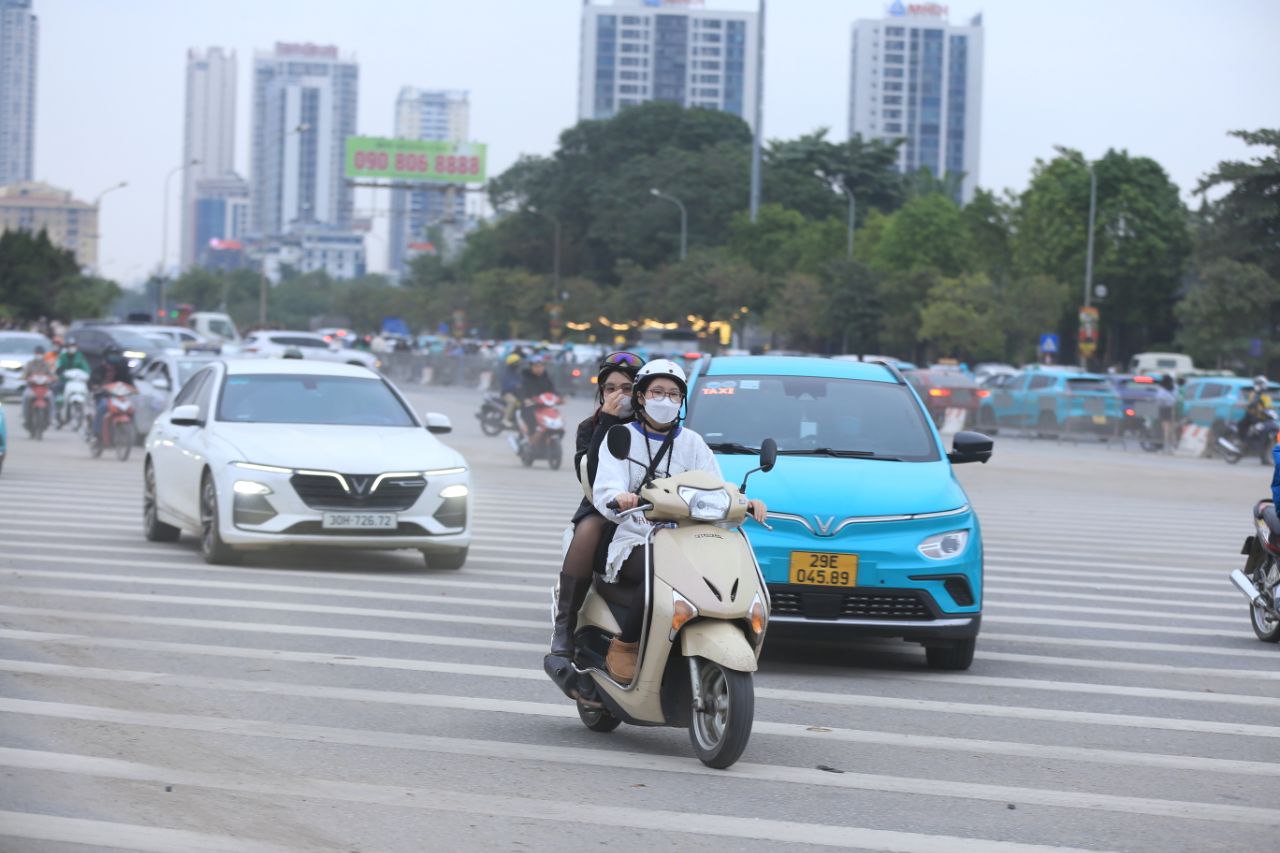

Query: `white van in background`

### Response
(188, 312, 242, 354)
(1129, 352, 1194, 376)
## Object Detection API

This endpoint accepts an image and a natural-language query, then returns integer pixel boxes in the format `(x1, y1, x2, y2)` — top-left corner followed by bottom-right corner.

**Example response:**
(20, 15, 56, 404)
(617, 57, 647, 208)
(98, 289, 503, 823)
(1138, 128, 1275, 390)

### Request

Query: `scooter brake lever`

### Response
(751, 516, 774, 531)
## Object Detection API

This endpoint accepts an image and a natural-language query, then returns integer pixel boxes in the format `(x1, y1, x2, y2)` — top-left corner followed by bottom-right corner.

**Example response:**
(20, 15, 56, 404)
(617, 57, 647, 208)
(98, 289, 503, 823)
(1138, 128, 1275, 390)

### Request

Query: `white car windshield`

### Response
(686, 374, 940, 462)
(216, 373, 415, 427)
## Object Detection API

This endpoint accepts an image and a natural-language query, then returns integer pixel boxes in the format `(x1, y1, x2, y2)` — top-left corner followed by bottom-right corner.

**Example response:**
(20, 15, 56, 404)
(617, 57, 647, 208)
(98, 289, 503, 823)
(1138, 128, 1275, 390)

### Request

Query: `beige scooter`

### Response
(549, 426, 776, 769)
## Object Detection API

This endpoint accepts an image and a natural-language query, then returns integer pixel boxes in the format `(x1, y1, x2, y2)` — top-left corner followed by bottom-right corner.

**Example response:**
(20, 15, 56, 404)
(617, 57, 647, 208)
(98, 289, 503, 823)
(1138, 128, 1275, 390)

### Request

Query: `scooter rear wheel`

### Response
(577, 700, 622, 732)
(479, 411, 505, 436)
(689, 658, 753, 769)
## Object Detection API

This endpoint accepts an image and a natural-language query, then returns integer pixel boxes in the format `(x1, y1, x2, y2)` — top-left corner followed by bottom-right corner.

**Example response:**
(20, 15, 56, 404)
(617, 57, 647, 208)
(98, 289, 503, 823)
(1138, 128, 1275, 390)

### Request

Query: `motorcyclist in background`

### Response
(1239, 375, 1273, 439)
(88, 346, 135, 437)
(512, 356, 556, 449)
(54, 339, 90, 428)
(499, 352, 524, 428)
(545, 352, 645, 680)
(20, 345, 55, 431)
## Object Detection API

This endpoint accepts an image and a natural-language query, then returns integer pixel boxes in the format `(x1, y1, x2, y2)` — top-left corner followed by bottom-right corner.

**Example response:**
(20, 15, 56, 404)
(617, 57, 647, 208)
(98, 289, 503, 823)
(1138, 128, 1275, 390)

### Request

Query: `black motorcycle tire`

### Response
(547, 439, 563, 470)
(1251, 599, 1280, 643)
(1220, 445, 1242, 465)
(479, 410, 505, 436)
(688, 660, 754, 770)
(89, 423, 104, 459)
(29, 406, 48, 441)
(115, 421, 134, 462)
(68, 401, 84, 432)
(578, 700, 622, 733)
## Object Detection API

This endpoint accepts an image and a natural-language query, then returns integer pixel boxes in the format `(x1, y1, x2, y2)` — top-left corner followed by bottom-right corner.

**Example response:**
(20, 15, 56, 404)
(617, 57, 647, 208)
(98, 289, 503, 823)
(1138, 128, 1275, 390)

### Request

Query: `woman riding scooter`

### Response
(590, 359, 767, 684)
(545, 352, 645, 678)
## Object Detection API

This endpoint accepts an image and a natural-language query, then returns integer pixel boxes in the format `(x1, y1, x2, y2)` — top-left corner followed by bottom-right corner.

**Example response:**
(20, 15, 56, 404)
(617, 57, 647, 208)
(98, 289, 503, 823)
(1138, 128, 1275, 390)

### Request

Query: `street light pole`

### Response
(159, 158, 199, 316)
(1084, 163, 1097, 310)
(650, 188, 687, 261)
(91, 181, 127, 276)
(748, 0, 766, 222)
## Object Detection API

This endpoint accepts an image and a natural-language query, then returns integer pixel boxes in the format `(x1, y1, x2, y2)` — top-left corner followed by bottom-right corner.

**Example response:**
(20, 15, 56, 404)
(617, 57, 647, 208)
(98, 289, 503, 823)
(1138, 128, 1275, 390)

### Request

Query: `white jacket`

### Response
(592, 421, 723, 581)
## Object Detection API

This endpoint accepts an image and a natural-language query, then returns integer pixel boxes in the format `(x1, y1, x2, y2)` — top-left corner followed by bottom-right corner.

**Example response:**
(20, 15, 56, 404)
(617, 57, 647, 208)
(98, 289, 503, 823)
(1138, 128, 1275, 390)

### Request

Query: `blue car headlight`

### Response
(918, 530, 969, 560)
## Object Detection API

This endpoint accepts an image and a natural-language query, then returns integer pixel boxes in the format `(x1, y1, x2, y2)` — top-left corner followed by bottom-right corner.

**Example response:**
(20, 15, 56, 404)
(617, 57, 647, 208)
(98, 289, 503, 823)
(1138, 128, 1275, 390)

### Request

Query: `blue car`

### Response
(976, 368, 1122, 436)
(685, 356, 991, 670)
(1182, 376, 1280, 434)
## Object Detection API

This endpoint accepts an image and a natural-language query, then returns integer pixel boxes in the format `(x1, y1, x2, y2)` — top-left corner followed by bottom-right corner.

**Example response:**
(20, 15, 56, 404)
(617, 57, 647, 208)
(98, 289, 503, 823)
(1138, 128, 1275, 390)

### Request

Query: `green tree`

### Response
(1012, 147, 1191, 363)
(726, 203, 845, 277)
(764, 273, 827, 351)
(1194, 129, 1280, 280)
(918, 274, 1007, 362)
(821, 260, 882, 355)
(762, 130, 906, 222)
(873, 193, 975, 276)
(0, 229, 118, 321)
(1175, 258, 1280, 369)
(878, 267, 943, 360)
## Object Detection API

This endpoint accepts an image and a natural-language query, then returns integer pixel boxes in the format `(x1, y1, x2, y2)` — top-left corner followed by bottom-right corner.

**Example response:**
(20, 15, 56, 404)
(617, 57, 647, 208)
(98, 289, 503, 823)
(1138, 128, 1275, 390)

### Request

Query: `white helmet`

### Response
(634, 358, 688, 395)
(1255, 375, 1269, 391)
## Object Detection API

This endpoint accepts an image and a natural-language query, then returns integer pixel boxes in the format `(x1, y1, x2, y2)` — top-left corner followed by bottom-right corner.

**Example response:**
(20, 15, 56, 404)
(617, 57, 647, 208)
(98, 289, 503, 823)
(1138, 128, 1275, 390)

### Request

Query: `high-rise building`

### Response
(579, 0, 759, 130)
(250, 42, 358, 238)
(192, 174, 250, 268)
(387, 88, 470, 276)
(848, 2, 983, 202)
(0, 0, 38, 185)
(180, 47, 238, 269)
(0, 182, 97, 268)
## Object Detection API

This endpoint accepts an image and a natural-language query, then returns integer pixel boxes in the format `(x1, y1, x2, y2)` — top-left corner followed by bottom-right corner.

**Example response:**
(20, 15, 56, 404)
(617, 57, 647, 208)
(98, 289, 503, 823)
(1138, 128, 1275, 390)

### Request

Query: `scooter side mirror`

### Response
(606, 424, 632, 460)
(759, 438, 778, 473)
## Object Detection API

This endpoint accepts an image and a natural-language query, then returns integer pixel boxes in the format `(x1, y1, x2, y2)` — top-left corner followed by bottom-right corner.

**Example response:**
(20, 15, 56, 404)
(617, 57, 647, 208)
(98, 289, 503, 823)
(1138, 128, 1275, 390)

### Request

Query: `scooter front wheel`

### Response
(577, 700, 622, 732)
(689, 658, 754, 769)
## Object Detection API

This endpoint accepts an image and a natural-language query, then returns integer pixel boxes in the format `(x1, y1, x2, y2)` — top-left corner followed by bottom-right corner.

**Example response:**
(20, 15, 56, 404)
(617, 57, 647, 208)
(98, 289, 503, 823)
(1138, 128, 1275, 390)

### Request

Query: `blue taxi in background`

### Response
(976, 367, 1122, 437)
(685, 356, 992, 670)
(1181, 376, 1280, 435)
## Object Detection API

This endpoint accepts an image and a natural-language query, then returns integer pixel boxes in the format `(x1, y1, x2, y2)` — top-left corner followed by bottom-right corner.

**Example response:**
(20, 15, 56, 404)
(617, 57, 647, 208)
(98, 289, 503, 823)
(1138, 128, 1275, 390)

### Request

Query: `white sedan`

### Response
(241, 330, 381, 371)
(143, 359, 470, 568)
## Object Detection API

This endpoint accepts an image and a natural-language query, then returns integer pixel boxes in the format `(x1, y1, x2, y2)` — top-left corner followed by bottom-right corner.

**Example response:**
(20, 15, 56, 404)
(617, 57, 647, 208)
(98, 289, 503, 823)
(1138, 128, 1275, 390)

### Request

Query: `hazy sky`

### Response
(31, 0, 1280, 284)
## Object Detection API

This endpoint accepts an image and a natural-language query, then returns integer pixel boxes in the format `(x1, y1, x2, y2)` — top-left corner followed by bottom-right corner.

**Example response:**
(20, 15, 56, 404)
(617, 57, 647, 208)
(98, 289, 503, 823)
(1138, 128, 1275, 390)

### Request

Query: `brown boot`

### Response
(606, 638, 639, 685)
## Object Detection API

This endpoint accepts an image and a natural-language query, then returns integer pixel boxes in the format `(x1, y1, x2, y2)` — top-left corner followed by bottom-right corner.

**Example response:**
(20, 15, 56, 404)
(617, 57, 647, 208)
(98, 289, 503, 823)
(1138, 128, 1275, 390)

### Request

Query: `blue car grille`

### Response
(769, 586, 935, 621)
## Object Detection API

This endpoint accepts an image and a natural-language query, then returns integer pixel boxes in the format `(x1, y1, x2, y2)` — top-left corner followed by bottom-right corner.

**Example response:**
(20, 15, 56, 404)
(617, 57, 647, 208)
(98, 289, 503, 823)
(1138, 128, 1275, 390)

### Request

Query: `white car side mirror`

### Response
(170, 404, 202, 427)
(424, 412, 452, 434)
(153, 376, 171, 391)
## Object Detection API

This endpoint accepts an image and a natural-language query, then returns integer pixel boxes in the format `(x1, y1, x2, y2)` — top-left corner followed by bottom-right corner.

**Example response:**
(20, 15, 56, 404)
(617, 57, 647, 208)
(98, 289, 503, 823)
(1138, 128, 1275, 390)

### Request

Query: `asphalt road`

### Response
(0, 383, 1275, 852)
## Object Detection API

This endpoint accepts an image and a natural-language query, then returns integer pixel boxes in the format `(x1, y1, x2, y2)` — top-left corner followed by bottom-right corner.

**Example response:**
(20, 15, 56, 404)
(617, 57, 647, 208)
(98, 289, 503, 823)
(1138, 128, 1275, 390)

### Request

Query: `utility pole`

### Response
(748, 0, 766, 222)
(649, 189, 687, 261)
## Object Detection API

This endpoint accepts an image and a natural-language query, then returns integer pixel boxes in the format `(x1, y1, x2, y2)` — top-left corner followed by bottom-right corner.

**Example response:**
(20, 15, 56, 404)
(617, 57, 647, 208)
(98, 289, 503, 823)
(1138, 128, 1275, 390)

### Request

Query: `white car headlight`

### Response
(677, 486, 731, 522)
(233, 480, 273, 496)
(919, 530, 969, 560)
(232, 462, 292, 474)
(0, 359, 22, 370)
(439, 484, 469, 499)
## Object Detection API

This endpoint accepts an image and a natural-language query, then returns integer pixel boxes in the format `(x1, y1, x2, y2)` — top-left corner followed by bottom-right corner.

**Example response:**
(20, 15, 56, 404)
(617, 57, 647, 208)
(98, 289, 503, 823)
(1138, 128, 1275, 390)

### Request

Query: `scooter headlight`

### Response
(677, 486, 731, 522)
(919, 530, 969, 560)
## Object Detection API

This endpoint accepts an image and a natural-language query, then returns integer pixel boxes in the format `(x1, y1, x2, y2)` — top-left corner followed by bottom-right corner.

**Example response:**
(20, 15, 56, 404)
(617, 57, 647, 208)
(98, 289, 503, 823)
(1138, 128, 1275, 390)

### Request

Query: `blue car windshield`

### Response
(687, 374, 940, 462)
(216, 374, 416, 426)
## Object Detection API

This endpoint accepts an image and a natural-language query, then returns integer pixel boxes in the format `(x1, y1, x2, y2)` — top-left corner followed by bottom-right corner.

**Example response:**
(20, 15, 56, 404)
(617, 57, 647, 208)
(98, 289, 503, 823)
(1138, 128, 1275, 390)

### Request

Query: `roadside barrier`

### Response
(1176, 424, 1210, 458)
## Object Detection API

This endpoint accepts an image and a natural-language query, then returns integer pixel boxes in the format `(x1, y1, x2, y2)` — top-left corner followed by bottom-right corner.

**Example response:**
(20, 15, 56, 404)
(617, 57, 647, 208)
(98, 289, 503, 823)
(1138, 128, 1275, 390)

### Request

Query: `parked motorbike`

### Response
(1230, 500, 1280, 643)
(60, 368, 89, 431)
(88, 382, 138, 461)
(544, 427, 777, 769)
(1216, 410, 1279, 465)
(476, 392, 513, 437)
(513, 392, 565, 469)
(24, 374, 54, 440)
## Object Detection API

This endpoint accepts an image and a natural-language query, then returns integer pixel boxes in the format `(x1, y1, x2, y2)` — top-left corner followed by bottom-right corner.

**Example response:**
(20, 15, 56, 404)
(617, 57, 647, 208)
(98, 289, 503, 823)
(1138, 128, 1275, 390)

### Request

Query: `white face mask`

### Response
(643, 396, 681, 426)
(616, 395, 633, 417)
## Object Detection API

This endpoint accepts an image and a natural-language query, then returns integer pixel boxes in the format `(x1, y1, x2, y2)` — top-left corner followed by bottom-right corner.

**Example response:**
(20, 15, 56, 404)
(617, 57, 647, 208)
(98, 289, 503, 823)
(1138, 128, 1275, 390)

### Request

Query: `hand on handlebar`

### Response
(747, 499, 768, 525)
(612, 492, 641, 512)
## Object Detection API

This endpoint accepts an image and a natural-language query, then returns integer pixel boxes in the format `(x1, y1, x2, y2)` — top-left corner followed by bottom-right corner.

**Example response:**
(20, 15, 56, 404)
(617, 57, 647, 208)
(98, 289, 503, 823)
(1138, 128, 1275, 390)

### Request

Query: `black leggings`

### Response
(562, 512, 608, 581)
(615, 549, 648, 643)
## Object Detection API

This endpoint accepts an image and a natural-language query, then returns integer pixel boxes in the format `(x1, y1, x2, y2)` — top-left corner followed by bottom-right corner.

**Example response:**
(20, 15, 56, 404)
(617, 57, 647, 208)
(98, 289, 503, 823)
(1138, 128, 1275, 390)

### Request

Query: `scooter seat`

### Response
(1262, 504, 1280, 538)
